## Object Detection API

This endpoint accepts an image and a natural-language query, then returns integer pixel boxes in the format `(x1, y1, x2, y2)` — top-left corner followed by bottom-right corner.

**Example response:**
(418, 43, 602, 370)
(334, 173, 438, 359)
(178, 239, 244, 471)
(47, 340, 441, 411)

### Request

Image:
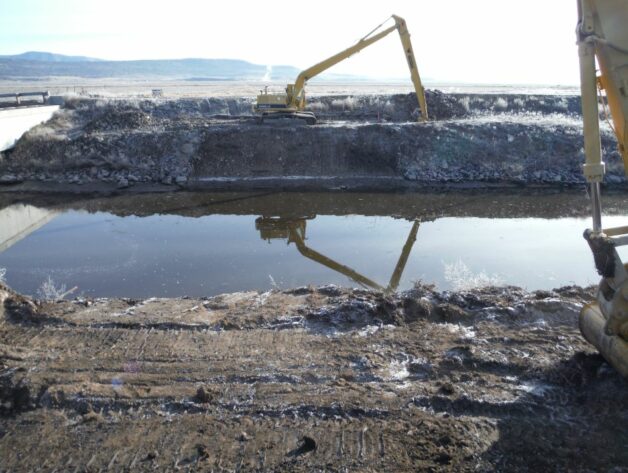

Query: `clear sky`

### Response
(0, 0, 579, 85)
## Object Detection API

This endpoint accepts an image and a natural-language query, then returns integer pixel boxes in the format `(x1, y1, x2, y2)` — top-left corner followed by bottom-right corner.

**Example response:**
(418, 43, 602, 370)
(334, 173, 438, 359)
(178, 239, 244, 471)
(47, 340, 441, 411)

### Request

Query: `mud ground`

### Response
(1, 281, 626, 472)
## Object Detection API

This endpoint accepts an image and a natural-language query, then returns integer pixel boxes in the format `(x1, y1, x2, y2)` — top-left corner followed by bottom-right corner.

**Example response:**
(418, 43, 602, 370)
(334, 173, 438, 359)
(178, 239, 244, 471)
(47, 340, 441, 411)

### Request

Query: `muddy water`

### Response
(0, 191, 626, 297)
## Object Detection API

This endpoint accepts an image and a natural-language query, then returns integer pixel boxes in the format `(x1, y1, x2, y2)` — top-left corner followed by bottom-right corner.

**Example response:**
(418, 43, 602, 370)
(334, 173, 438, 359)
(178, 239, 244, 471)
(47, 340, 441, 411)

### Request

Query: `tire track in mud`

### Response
(0, 283, 626, 471)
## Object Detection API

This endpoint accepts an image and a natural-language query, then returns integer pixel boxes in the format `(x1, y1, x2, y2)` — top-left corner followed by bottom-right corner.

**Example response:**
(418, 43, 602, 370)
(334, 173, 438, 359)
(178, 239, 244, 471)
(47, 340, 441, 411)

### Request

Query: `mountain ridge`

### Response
(0, 52, 300, 80)
(0, 51, 103, 62)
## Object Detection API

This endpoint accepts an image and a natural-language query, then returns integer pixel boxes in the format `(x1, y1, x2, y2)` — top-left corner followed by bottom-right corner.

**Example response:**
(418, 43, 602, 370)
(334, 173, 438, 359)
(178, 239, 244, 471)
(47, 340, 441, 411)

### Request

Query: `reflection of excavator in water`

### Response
(255, 217, 420, 293)
(254, 15, 428, 125)
(577, 0, 628, 377)
(250, 5, 628, 377)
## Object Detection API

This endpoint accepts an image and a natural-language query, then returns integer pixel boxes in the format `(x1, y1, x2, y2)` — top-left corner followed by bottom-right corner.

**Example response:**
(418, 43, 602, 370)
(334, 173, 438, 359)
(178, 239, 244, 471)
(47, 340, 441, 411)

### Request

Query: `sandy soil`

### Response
(1, 282, 626, 471)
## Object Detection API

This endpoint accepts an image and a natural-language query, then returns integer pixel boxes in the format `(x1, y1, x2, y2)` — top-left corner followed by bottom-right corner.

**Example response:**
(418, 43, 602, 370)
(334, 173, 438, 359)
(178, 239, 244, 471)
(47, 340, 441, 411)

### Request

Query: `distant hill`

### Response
(0, 51, 103, 62)
(0, 52, 301, 81)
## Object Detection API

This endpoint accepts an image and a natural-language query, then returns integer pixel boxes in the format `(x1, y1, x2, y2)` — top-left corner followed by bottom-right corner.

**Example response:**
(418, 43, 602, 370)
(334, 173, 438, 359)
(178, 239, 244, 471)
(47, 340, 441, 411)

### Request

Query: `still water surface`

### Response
(0, 191, 625, 297)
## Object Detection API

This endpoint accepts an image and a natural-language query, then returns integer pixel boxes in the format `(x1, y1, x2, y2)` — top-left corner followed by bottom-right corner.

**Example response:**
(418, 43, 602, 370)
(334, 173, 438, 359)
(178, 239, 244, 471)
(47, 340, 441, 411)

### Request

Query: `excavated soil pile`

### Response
(1, 282, 626, 471)
(0, 92, 623, 191)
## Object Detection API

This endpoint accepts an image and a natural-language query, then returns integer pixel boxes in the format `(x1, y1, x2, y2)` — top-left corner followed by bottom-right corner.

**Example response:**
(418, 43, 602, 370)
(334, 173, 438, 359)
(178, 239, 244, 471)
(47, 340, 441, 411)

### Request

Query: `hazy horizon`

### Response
(1, 0, 579, 86)
(0, 51, 580, 88)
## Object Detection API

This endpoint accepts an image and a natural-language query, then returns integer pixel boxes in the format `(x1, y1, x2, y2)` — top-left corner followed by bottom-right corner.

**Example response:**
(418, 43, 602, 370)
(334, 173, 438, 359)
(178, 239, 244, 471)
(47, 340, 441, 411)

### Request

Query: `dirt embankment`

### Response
(0, 92, 622, 192)
(1, 282, 626, 471)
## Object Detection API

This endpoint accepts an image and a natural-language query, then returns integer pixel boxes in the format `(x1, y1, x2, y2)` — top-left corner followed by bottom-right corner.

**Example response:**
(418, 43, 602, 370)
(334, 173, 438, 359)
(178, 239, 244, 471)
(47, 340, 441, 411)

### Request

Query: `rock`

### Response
(196, 444, 210, 460)
(194, 386, 212, 403)
(76, 401, 93, 415)
(161, 176, 173, 185)
(439, 382, 457, 395)
(0, 174, 21, 184)
(81, 410, 105, 423)
(403, 297, 433, 321)
(175, 175, 188, 185)
(433, 303, 470, 323)
(143, 451, 159, 461)
(317, 285, 343, 297)
(287, 435, 318, 456)
(117, 177, 129, 189)
(0, 377, 31, 413)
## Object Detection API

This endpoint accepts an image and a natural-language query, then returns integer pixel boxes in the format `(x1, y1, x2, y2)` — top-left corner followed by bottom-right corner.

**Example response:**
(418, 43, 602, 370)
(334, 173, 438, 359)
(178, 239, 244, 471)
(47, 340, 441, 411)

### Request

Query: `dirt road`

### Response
(1, 282, 626, 471)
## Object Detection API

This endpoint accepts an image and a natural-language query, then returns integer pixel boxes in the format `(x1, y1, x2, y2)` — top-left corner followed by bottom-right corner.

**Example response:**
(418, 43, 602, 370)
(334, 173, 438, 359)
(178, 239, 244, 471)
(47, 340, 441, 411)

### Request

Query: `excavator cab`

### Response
(577, 0, 628, 377)
(255, 85, 316, 124)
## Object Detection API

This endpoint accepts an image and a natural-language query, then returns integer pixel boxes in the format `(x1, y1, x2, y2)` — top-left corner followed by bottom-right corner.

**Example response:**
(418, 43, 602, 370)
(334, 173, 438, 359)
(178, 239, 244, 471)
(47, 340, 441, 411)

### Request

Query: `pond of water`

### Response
(0, 191, 625, 297)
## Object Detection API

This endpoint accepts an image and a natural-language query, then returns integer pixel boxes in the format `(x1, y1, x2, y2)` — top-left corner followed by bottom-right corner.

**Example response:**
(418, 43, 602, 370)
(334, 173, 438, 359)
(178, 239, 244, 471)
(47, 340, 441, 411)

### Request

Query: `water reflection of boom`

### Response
(255, 217, 420, 292)
(0, 204, 58, 253)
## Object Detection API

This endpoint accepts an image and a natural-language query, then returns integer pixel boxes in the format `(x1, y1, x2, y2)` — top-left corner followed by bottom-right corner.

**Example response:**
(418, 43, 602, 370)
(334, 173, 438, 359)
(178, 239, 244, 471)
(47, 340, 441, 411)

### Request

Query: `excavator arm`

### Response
(393, 15, 429, 123)
(288, 16, 428, 120)
(288, 22, 399, 111)
(577, 0, 628, 377)
(255, 15, 428, 123)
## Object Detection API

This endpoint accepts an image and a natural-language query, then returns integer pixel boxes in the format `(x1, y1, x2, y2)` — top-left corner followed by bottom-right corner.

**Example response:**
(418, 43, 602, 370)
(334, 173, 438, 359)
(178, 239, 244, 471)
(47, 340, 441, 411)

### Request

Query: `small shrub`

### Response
(37, 276, 76, 301)
(268, 274, 280, 290)
(331, 96, 357, 111)
(443, 259, 502, 291)
(493, 97, 508, 110)
(343, 96, 358, 110)
(308, 101, 328, 112)
(556, 97, 568, 110)
(458, 96, 470, 113)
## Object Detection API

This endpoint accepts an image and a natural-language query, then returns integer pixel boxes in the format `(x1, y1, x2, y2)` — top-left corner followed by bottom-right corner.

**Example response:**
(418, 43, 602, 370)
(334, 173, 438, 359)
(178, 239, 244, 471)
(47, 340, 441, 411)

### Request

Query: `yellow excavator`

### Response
(254, 15, 428, 125)
(577, 0, 628, 377)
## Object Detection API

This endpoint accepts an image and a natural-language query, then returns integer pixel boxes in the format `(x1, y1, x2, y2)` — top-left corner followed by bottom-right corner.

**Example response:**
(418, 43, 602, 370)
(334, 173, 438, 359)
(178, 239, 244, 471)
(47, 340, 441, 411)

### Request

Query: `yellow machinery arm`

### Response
(255, 15, 428, 123)
(577, 0, 628, 377)
(289, 15, 427, 120)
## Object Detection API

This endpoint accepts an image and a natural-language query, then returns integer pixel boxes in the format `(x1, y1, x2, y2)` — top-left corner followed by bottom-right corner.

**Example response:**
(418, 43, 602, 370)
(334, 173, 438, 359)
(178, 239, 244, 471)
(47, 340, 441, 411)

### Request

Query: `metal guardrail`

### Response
(0, 91, 50, 105)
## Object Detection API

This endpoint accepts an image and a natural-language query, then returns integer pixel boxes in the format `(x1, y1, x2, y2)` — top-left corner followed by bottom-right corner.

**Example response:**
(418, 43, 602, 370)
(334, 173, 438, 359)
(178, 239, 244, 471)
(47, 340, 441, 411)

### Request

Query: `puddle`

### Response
(0, 191, 625, 297)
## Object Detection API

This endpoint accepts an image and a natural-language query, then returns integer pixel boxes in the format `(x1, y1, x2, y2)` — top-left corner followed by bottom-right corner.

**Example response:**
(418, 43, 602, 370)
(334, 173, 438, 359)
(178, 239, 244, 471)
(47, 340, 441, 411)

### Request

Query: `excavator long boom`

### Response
(255, 15, 428, 123)
(288, 15, 428, 120)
